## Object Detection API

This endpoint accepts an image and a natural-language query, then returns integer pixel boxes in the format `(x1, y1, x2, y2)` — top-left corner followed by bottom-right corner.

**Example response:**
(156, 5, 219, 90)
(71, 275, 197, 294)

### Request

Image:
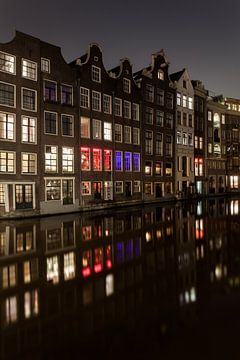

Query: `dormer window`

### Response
(92, 65, 101, 83)
(123, 78, 131, 93)
(183, 80, 187, 89)
(157, 69, 164, 80)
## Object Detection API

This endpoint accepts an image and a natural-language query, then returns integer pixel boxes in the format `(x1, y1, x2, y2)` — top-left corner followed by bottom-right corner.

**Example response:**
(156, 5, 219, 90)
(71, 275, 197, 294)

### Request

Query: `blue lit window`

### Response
(115, 151, 122, 171)
(116, 242, 124, 264)
(126, 239, 133, 261)
(133, 153, 140, 172)
(124, 152, 131, 171)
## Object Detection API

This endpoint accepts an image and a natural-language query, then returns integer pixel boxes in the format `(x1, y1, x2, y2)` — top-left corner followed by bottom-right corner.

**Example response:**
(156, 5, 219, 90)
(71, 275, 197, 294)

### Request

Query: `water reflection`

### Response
(0, 198, 240, 358)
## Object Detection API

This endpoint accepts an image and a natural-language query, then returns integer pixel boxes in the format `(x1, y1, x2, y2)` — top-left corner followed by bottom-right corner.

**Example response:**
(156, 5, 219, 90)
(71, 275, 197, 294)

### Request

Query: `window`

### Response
(45, 111, 57, 135)
(145, 161, 152, 175)
(114, 98, 122, 116)
(104, 122, 112, 141)
(177, 131, 182, 144)
(133, 127, 140, 145)
(221, 114, 225, 124)
(145, 107, 153, 124)
(61, 114, 74, 137)
(0, 82, 15, 107)
(0, 112, 15, 141)
(1, 265, 16, 289)
(177, 111, 182, 125)
(123, 101, 131, 119)
(166, 113, 173, 128)
(0, 51, 15, 74)
(145, 131, 153, 154)
(0, 184, 5, 204)
(123, 78, 131, 93)
(177, 92, 181, 106)
(41, 58, 50, 73)
(115, 151, 122, 171)
(124, 126, 131, 143)
(199, 137, 203, 149)
(188, 114, 193, 127)
(156, 133, 163, 155)
(183, 80, 187, 88)
(145, 182, 152, 195)
(93, 119, 102, 139)
(133, 153, 140, 171)
(183, 95, 187, 107)
(61, 85, 73, 105)
(22, 116, 37, 143)
(183, 112, 187, 126)
(82, 182, 91, 195)
(93, 148, 102, 171)
(134, 180, 141, 193)
(156, 110, 164, 126)
(103, 94, 111, 114)
(124, 152, 131, 171)
(21, 153, 37, 174)
(92, 66, 101, 82)
(44, 80, 56, 101)
(81, 147, 90, 170)
(80, 87, 89, 108)
(115, 181, 123, 194)
(188, 133, 193, 146)
(46, 180, 61, 200)
(165, 135, 172, 156)
(195, 136, 198, 149)
(158, 69, 164, 80)
(22, 59, 37, 81)
(62, 147, 74, 173)
(115, 124, 122, 142)
(22, 88, 37, 111)
(188, 97, 193, 109)
(104, 150, 112, 171)
(156, 88, 164, 105)
(0, 151, 15, 173)
(208, 143, 212, 153)
(166, 92, 173, 109)
(132, 103, 139, 120)
(80, 117, 90, 138)
(208, 111, 212, 121)
(92, 91, 101, 111)
(165, 162, 172, 176)
(155, 162, 163, 175)
(145, 84, 154, 102)
(45, 146, 57, 172)
(183, 132, 188, 145)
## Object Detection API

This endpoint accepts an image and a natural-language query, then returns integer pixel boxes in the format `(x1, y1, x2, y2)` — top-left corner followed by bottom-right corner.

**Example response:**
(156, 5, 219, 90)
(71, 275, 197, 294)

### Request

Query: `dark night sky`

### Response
(0, 0, 240, 98)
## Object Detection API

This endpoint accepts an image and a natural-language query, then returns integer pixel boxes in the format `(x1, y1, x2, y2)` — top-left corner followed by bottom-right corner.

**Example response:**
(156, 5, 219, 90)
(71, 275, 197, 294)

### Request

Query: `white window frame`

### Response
(123, 100, 131, 119)
(61, 84, 73, 105)
(0, 151, 16, 174)
(0, 81, 16, 108)
(92, 90, 101, 112)
(123, 78, 131, 93)
(132, 103, 139, 121)
(104, 122, 112, 141)
(0, 51, 16, 75)
(62, 147, 74, 173)
(93, 119, 102, 140)
(21, 87, 37, 112)
(21, 116, 37, 144)
(80, 117, 90, 138)
(45, 145, 58, 173)
(103, 94, 112, 114)
(41, 58, 50, 73)
(81, 181, 91, 196)
(91, 65, 101, 83)
(114, 98, 122, 116)
(21, 152, 37, 175)
(22, 58, 37, 81)
(0, 111, 15, 142)
(124, 125, 131, 144)
(61, 114, 74, 137)
(44, 111, 58, 135)
(80, 87, 90, 108)
(115, 181, 123, 194)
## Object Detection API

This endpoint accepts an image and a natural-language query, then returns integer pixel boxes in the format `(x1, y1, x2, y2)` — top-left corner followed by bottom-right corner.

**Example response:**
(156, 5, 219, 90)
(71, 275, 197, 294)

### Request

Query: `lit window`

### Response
(0, 184, 5, 204)
(81, 147, 90, 170)
(145, 182, 152, 194)
(124, 152, 132, 171)
(0, 51, 15, 74)
(123, 78, 131, 93)
(183, 133, 188, 145)
(64, 252, 75, 280)
(114, 123, 122, 142)
(82, 250, 92, 277)
(21, 153, 37, 174)
(45, 179, 61, 200)
(80, 87, 89, 108)
(158, 69, 164, 80)
(188, 97, 193, 109)
(45, 146, 57, 172)
(133, 127, 140, 145)
(4, 296, 17, 324)
(24, 289, 39, 319)
(208, 143, 212, 153)
(44, 111, 57, 135)
(115, 181, 123, 194)
(1, 265, 16, 289)
(80, 117, 90, 138)
(177, 92, 181, 106)
(82, 181, 91, 195)
(132, 103, 139, 120)
(61, 114, 74, 137)
(47, 256, 59, 284)
(115, 151, 122, 171)
(124, 126, 131, 143)
(123, 100, 131, 119)
(0, 82, 15, 107)
(208, 111, 212, 121)
(61, 85, 73, 105)
(183, 95, 187, 107)
(145, 161, 152, 175)
(92, 65, 101, 83)
(22, 88, 37, 111)
(92, 90, 101, 111)
(93, 148, 102, 171)
(166, 162, 172, 176)
(221, 114, 225, 124)
(41, 58, 50, 73)
(155, 162, 163, 175)
(106, 274, 114, 296)
(0, 151, 15, 173)
(104, 122, 112, 141)
(199, 137, 203, 149)
(22, 116, 37, 143)
(177, 131, 181, 144)
(22, 59, 37, 81)
(114, 98, 122, 116)
(133, 153, 140, 171)
(93, 119, 102, 139)
(104, 149, 112, 171)
(44, 80, 57, 101)
(62, 147, 74, 173)
(103, 94, 111, 114)
(145, 84, 154, 102)
(0, 112, 15, 141)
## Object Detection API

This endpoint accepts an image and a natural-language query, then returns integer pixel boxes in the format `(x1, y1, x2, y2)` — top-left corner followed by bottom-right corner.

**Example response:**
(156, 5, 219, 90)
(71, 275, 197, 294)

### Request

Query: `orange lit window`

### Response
(81, 147, 90, 170)
(104, 149, 112, 171)
(93, 148, 102, 171)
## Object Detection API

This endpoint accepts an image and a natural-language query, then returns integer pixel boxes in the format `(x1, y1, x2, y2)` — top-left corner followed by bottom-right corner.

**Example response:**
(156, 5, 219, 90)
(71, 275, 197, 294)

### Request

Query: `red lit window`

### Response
(82, 225, 92, 241)
(104, 149, 112, 171)
(82, 250, 92, 277)
(106, 245, 112, 269)
(93, 148, 102, 171)
(94, 247, 103, 273)
(81, 147, 90, 170)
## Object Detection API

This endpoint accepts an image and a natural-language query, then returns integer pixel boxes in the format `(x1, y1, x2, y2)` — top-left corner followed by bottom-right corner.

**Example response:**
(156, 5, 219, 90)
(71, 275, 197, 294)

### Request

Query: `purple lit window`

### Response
(115, 151, 122, 171)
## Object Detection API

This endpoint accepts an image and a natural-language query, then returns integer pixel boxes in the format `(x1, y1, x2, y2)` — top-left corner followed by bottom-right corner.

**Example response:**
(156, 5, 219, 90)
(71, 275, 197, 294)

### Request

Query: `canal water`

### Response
(0, 197, 240, 359)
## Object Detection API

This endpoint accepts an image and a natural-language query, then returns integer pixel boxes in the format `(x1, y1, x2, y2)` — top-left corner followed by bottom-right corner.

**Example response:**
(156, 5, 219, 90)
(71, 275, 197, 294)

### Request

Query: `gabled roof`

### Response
(169, 68, 185, 82)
